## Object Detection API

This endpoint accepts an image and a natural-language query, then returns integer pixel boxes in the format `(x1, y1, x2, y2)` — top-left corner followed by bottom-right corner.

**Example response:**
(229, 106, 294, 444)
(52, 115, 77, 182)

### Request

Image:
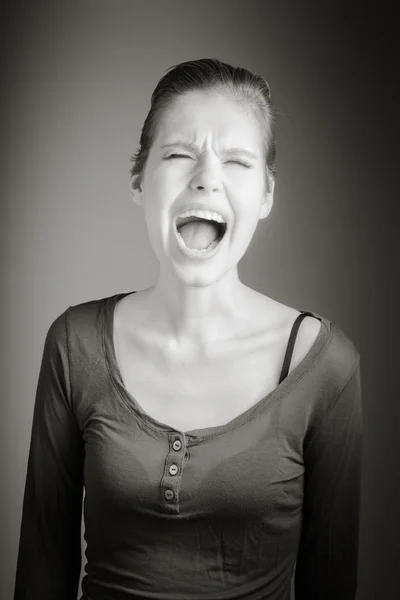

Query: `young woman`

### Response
(14, 59, 363, 600)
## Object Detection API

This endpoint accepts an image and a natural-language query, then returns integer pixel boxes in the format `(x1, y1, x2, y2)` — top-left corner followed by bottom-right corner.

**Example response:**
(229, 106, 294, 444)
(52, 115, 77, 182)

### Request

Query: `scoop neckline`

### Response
(102, 290, 332, 440)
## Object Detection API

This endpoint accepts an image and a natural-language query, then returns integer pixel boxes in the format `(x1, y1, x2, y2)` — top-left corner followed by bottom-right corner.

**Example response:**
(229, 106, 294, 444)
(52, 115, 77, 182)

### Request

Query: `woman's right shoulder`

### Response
(47, 291, 132, 344)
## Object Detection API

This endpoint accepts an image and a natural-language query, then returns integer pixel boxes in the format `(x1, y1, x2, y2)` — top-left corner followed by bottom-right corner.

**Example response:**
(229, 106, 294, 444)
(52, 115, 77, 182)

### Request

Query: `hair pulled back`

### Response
(131, 58, 276, 182)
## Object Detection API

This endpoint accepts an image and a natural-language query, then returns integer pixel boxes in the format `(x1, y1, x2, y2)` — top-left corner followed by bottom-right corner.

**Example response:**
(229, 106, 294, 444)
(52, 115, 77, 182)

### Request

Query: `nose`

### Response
(189, 159, 221, 193)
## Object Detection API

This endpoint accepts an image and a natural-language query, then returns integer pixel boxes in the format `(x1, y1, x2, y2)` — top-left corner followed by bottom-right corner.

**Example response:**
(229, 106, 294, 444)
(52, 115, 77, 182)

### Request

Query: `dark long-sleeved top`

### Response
(13, 291, 363, 600)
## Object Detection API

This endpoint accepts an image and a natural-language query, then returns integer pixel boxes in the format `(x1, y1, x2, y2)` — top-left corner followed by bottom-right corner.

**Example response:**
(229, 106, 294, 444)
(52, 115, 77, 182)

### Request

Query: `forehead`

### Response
(153, 89, 264, 150)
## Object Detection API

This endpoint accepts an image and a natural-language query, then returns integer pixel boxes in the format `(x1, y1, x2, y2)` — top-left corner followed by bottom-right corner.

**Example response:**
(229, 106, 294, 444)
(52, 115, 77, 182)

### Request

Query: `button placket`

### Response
(161, 434, 188, 513)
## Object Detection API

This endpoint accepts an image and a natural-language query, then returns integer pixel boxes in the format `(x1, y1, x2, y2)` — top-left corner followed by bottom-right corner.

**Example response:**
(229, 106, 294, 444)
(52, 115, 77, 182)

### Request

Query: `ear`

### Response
(130, 174, 144, 206)
(259, 177, 275, 220)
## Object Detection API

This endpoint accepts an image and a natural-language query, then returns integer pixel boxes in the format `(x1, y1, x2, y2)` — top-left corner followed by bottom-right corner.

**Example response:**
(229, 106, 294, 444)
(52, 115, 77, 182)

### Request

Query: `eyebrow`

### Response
(160, 142, 258, 160)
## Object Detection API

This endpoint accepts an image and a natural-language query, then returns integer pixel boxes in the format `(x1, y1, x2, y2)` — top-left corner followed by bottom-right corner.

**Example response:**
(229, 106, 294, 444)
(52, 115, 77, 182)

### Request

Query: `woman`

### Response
(14, 59, 363, 600)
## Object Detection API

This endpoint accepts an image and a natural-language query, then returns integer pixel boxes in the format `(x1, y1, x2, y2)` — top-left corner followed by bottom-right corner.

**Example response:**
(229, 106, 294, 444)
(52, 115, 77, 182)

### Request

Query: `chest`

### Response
(113, 333, 291, 432)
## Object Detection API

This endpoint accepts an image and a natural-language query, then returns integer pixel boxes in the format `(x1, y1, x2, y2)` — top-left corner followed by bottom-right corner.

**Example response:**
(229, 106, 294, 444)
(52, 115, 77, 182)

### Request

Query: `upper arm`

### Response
(294, 359, 363, 599)
(14, 311, 84, 600)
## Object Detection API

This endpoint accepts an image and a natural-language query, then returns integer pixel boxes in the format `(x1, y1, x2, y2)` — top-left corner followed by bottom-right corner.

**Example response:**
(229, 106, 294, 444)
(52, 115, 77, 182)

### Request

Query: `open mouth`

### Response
(175, 214, 228, 253)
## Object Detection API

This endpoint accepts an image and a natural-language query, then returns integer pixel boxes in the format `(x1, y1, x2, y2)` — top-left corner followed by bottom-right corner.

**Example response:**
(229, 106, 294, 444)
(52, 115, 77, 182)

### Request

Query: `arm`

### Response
(294, 359, 363, 600)
(13, 311, 84, 600)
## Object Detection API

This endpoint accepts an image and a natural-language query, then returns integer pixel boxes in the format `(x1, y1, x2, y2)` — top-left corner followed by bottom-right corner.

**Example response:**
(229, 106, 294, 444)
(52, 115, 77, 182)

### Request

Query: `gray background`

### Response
(1, 1, 397, 599)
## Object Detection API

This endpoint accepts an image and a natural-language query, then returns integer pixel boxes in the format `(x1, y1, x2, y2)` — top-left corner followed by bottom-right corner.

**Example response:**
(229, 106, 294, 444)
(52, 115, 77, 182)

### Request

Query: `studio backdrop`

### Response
(0, 2, 397, 600)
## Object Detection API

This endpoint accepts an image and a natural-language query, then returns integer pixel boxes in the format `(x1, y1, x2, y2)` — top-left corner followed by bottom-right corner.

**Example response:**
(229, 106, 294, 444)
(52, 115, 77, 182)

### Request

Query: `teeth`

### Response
(176, 209, 226, 223)
(180, 237, 220, 253)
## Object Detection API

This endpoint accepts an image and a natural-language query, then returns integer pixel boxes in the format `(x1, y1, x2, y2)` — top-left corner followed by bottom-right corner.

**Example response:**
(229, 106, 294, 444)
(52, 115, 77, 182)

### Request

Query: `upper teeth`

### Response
(176, 209, 226, 223)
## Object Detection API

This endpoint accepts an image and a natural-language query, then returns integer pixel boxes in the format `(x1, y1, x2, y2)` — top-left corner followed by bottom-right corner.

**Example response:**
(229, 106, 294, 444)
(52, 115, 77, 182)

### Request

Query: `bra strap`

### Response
(278, 311, 320, 384)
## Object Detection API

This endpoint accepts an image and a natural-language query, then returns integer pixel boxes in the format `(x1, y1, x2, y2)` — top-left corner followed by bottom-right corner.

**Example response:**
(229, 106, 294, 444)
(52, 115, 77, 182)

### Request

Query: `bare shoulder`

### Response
(113, 289, 152, 346)
(249, 289, 322, 368)
(277, 308, 322, 370)
(290, 314, 322, 364)
(114, 288, 150, 324)
(113, 287, 171, 351)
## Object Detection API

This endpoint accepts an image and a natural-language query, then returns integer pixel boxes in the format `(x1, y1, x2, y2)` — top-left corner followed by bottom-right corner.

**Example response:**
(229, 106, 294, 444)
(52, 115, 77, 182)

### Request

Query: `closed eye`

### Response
(163, 155, 252, 168)
(225, 159, 252, 168)
(164, 153, 193, 160)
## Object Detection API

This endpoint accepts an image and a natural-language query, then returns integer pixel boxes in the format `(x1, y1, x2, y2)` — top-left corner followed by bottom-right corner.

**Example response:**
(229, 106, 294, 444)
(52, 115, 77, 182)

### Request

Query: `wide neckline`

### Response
(103, 291, 332, 440)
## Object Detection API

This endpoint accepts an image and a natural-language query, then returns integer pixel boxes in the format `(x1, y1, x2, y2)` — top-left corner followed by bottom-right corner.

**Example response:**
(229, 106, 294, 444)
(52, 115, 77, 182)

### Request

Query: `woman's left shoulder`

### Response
(325, 318, 360, 372)
(304, 307, 360, 382)
(269, 295, 360, 380)
(258, 295, 322, 353)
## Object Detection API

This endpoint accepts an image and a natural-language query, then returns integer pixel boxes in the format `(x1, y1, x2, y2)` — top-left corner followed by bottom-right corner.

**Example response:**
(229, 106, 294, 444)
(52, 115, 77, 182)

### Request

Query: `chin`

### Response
(172, 262, 229, 289)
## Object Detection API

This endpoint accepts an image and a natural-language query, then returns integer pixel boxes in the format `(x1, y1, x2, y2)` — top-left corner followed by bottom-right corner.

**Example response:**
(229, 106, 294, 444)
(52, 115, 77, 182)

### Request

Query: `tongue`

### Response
(178, 221, 220, 250)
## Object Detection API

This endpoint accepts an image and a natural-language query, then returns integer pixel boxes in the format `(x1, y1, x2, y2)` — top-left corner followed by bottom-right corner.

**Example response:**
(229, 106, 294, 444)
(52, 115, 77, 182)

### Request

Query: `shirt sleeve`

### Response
(294, 358, 363, 600)
(13, 311, 84, 600)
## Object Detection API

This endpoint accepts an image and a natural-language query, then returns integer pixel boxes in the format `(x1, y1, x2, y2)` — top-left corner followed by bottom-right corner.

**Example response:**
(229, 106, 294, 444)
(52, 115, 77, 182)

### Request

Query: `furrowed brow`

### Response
(223, 147, 258, 160)
(161, 142, 197, 151)
(160, 142, 258, 160)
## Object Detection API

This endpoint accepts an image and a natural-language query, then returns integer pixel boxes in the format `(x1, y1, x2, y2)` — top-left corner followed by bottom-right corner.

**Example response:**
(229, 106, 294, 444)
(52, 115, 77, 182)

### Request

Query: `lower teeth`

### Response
(179, 235, 221, 253)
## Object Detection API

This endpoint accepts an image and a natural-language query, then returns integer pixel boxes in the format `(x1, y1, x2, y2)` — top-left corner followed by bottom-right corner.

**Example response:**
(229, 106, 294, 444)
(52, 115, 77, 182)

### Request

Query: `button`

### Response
(164, 489, 174, 501)
(172, 439, 182, 451)
(169, 464, 178, 476)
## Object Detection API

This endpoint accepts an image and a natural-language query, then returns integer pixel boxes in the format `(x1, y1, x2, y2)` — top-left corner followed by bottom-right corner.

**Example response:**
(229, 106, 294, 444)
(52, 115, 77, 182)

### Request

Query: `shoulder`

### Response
(67, 292, 114, 325)
(291, 309, 361, 426)
(291, 312, 322, 348)
(300, 307, 360, 388)
(254, 291, 360, 381)
(252, 292, 322, 362)
(46, 291, 128, 346)
(323, 319, 360, 380)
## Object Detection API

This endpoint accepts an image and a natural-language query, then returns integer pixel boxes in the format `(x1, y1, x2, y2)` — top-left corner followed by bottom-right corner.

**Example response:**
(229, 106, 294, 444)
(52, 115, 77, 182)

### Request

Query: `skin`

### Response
(129, 89, 278, 353)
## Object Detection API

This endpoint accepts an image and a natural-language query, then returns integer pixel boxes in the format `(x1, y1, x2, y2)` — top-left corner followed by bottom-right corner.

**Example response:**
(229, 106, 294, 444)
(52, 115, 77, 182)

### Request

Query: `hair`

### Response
(130, 58, 277, 186)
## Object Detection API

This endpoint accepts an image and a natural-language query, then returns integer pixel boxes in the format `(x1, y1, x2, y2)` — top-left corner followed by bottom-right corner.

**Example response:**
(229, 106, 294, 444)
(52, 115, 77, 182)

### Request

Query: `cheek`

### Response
(145, 168, 187, 217)
(141, 190, 175, 254)
(227, 176, 265, 220)
(153, 161, 187, 189)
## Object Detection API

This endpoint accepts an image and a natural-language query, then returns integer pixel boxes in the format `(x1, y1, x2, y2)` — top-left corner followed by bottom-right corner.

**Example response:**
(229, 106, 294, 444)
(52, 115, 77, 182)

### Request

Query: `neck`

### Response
(146, 267, 252, 349)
